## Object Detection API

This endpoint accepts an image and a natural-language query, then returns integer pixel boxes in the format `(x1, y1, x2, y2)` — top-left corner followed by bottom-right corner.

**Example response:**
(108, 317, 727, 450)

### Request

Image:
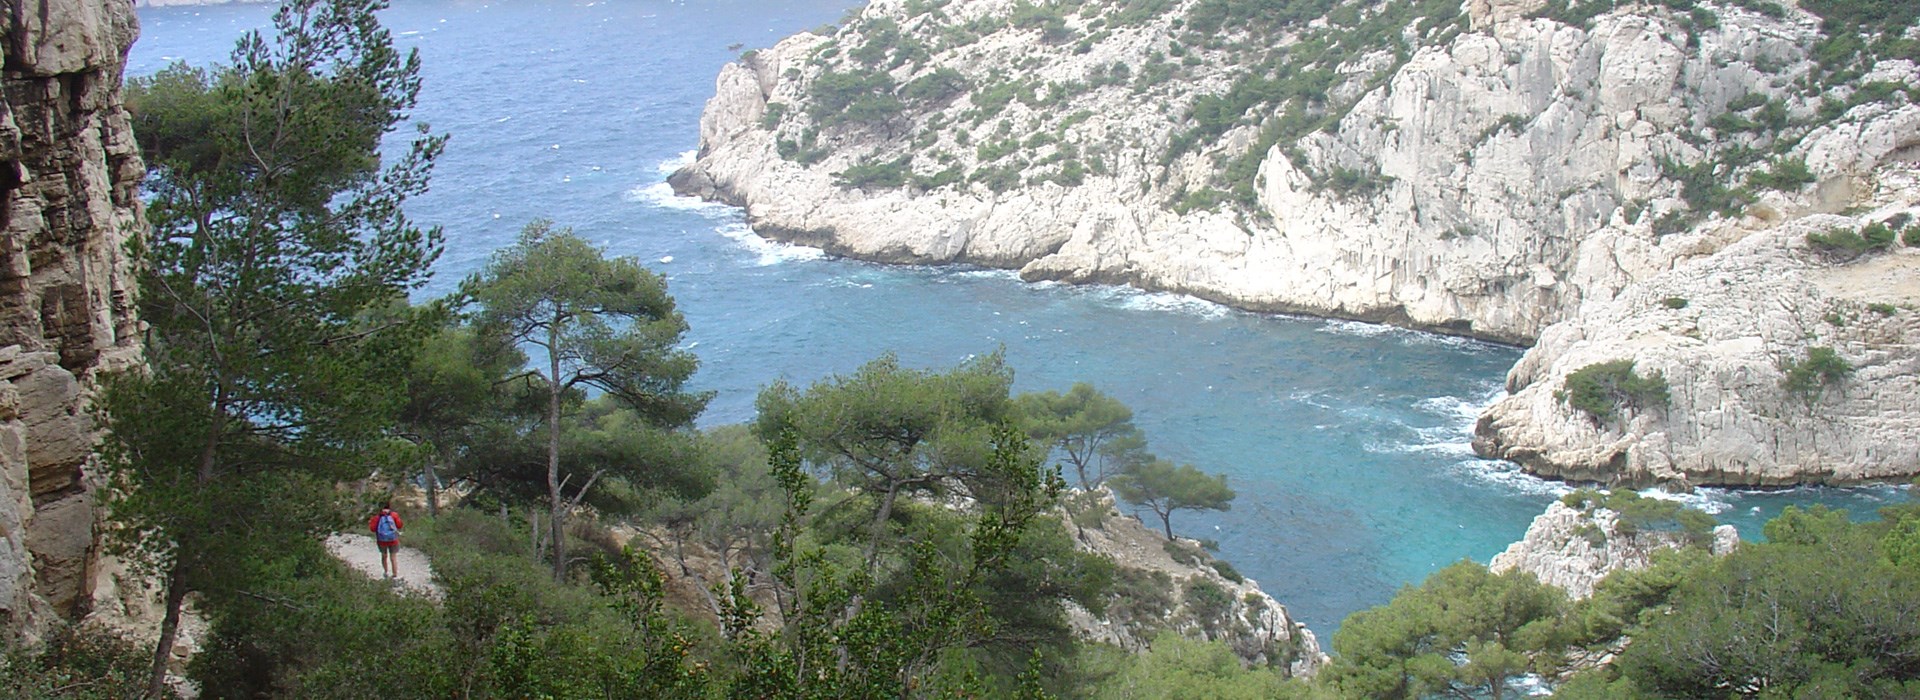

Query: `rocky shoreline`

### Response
(673, 0, 1920, 488)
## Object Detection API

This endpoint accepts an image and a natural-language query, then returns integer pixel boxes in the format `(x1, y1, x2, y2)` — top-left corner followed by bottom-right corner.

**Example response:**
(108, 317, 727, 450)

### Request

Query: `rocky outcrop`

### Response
(1491, 499, 1737, 599)
(1474, 208, 1920, 486)
(1068, 491, 1326, 676)
(1, 0, 145, 640)
(675, 0, 1920, 485)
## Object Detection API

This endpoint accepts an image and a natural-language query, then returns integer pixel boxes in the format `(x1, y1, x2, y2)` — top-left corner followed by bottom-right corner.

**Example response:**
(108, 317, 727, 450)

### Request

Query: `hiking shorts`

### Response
(377, 539, 399, 551)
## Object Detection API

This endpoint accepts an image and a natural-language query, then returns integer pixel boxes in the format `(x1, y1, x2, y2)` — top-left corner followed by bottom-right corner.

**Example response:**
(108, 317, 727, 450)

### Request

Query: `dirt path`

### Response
(324, 533, 442, 600)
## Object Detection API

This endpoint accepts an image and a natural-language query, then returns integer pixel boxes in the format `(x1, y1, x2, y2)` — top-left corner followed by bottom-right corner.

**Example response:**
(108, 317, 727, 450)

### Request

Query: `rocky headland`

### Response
(1491, 495, 1737, 599)
(673, 0, 1920, 487)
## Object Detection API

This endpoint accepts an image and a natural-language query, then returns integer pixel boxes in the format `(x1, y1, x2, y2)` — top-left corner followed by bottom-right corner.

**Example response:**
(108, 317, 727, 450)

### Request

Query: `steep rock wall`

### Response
(1475, 111, 1920, 486)
(1, 0, 144, 640)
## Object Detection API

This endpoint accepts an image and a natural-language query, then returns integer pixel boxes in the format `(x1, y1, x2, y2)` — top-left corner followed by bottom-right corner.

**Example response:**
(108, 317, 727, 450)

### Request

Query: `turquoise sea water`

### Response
(131, 0, 1909, 636)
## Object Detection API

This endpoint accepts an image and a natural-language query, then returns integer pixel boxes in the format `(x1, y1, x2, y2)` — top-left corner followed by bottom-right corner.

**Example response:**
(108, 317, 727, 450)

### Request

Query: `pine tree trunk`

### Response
(547, 317, 566, 580)
(424, 457, 440, 518)
(146, 563, 189, 697)
(149, 403, 226, 696)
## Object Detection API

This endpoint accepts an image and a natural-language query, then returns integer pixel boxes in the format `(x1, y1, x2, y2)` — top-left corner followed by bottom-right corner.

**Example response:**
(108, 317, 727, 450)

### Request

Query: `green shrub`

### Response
(759, 102, 787, 130)
(806, 70, 902, 127)
(1807, 225, 1895, 257)
(833, 155, 913, 189)
(1662, 297, 1689, 310)
(1181, 578, 1236, 635)
(0, 625, 163, 700)
(1171, 187, 1228, 214)
(1563, 489, 1717, 546)
(1211, 560, 1245, 583)
(1478, 113, 1529, 142)
(1559, 360, 1670, 423)
(1653, 210, 1695, 236)
(901, 67, 969, 103)
(911, 164, 964, 190)
(1781, 346, 1853, 403)
(1162, 538, 1205, 566)
(969, 162, 1025, 193)
(1867, 302, 1898, 316)
(1748, 157, 1816, 191)
(1905, 225, 1920, 247)
(1321, 165, 1392, 199)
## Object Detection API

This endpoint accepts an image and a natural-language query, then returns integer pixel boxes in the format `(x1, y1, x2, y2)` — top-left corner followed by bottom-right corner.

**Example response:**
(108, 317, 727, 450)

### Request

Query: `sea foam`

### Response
(717, 222, 825, 266)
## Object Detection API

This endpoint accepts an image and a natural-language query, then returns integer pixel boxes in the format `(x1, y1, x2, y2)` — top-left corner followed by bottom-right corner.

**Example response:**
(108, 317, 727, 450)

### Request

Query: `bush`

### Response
(1747, 157, 1816, 191)
(1780, 346, 1853, 403)
(1662, 297, 1689, 310)
(901, 67, 969, 103)
(1563, 489, 1717, 545)
(1868, 303, 1898, 316)
(759, 102, 787, 130)
(1182, 578, 1236, 635)
(1807, 224, 1896, 258)
(0, 625, 163, 700)
(806, 70, 902, 127)
(833, 155, 912, 189)
(911, 164, 964, 190)
(1906, 225, 1920, 247)
(1653, 210, 1695, 236)
(1559, 360, 1670, 424)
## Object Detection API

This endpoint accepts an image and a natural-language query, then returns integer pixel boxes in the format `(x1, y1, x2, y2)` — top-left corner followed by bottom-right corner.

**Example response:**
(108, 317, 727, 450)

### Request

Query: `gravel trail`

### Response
(324, 533, 442, 600)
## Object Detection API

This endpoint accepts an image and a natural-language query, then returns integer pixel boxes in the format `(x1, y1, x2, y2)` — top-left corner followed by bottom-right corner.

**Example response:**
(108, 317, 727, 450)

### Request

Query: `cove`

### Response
(131, 0, 1909, 635)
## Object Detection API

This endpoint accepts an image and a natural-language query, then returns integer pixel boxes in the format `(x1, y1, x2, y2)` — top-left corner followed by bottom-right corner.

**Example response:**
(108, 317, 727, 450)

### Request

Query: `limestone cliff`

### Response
(1474, 209, 1920, 486)
(1, 0, 145, 640)
(1490, 497, 1736, 599)
(674, 0, 1920, 485)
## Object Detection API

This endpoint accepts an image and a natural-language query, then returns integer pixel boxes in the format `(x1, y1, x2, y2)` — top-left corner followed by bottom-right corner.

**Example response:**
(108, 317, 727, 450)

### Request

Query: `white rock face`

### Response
(675, 0, 1920, 486)
(1491, 500, 1737, 599)
(1475, 214, 1920, 486)
(1, 0, 145, 641)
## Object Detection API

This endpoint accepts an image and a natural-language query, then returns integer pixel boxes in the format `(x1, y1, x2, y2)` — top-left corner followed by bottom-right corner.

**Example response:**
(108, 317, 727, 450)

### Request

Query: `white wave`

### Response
(952, 268, 1023, 282)
(717, 222, 825, 266)
(1416, 389, 1501, 424)
(1367, 437, 1476, 457)
(624, 182, 736, 216)
(1447, 459, 1576, 497)
(1083, 286, 1230, 319)
(657, 150, 697, 175)
(1318, 318, 1508, 353)
(1636, 487, 1733, 515)
(1318, 319, 1396, 337)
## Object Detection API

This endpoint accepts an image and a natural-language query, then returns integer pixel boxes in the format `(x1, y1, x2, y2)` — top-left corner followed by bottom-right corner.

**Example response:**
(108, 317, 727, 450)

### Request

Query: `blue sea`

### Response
(130, 0, 1910, 637)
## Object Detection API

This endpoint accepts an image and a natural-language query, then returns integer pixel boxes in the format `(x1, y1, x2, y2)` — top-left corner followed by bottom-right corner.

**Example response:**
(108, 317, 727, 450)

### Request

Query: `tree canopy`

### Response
(463, 220, 710, 578)
(1110, 459, 1235, 540)
(107, 0, 444, 692)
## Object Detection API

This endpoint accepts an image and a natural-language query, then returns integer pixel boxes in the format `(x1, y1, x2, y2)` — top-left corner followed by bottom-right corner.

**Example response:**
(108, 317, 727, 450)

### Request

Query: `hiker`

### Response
(369, 503, 405, 579)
